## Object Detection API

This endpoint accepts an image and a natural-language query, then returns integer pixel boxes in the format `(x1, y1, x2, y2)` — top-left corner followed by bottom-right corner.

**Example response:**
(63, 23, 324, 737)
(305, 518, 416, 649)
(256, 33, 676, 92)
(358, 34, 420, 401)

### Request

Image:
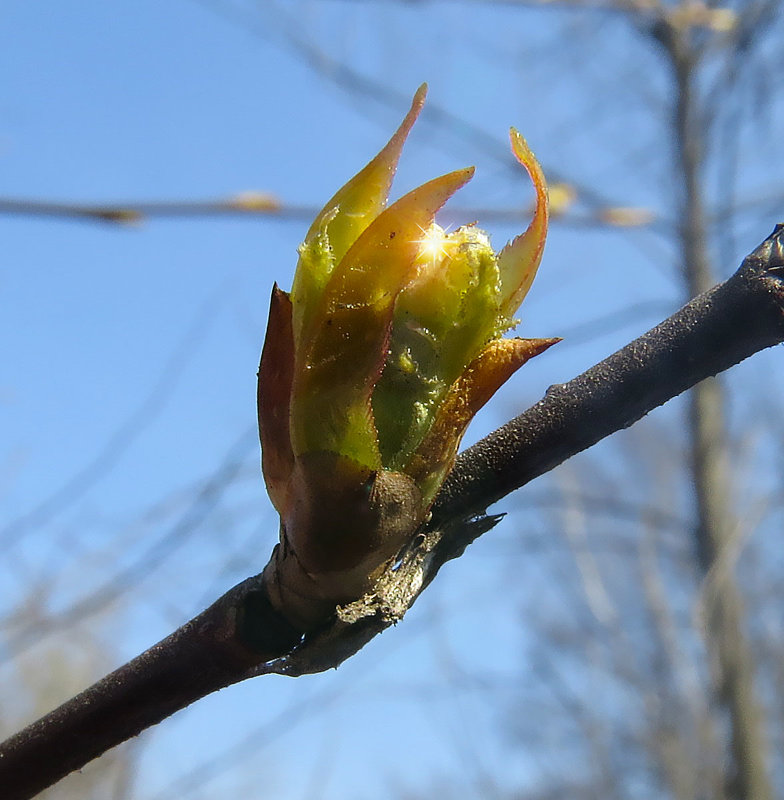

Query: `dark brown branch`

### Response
(432, 223, 784, 526)
(0, 576, 302, 800)
(1, 224, 782, 799)
(276, 222, 784, 675)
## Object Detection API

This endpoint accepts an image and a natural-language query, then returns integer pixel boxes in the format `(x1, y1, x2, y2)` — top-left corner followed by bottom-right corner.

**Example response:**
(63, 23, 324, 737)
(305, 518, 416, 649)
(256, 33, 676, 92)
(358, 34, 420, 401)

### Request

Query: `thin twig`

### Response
(0, 197, 659, 229)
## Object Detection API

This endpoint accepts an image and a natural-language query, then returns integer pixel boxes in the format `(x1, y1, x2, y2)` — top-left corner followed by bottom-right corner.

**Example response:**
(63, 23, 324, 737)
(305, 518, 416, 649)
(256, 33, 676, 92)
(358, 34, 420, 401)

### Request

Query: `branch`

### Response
(0, 196, 658, 229)
(0, 194, 286, 223)
(431, 225, 784, 525)
(1, 224, 782, 799)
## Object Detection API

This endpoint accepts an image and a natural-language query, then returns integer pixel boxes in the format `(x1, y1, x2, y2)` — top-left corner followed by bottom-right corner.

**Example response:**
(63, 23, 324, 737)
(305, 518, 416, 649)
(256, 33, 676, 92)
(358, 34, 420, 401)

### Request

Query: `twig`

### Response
(431, 224, 784, 525)
(0, 195, 284, 223)
(0, 196, 659, 229)
(0, 224, 782, 800)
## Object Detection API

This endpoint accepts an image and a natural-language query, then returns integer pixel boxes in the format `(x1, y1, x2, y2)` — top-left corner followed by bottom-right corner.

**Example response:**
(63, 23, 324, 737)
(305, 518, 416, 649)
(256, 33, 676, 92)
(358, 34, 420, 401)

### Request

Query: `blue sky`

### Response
(3, 1, 784, 798)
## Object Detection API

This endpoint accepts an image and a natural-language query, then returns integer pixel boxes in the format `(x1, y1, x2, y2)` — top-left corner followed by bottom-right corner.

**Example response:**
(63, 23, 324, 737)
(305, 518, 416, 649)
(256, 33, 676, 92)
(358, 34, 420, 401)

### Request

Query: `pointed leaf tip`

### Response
(291, 86, 433, 359)
(497, 129, 549, 320)
(301, 85, 429, 266)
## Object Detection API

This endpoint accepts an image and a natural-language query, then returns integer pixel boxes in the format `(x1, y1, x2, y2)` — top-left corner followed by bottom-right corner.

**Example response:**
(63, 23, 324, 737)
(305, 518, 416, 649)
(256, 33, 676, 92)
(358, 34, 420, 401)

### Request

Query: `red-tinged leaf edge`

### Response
(258, 284, 296, 516)
(407, 336, 560, 504)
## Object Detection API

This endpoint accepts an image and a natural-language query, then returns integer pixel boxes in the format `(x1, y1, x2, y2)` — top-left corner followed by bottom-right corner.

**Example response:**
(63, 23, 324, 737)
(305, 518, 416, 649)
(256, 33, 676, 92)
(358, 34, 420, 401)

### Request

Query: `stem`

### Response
(431, 226, 784, 527)
(0, 577, 300, 800)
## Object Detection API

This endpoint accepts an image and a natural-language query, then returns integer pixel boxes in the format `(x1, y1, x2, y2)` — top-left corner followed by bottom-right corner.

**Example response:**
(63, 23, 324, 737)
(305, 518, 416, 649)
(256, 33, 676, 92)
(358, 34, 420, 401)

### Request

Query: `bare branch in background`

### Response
(0, 196, 663, 230)
(0, 193, 283, 224)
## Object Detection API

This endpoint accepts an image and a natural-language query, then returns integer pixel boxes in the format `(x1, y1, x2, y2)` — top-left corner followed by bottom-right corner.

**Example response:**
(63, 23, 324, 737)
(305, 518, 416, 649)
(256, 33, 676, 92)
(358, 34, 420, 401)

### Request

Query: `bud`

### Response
(258, 85, 557, 629)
